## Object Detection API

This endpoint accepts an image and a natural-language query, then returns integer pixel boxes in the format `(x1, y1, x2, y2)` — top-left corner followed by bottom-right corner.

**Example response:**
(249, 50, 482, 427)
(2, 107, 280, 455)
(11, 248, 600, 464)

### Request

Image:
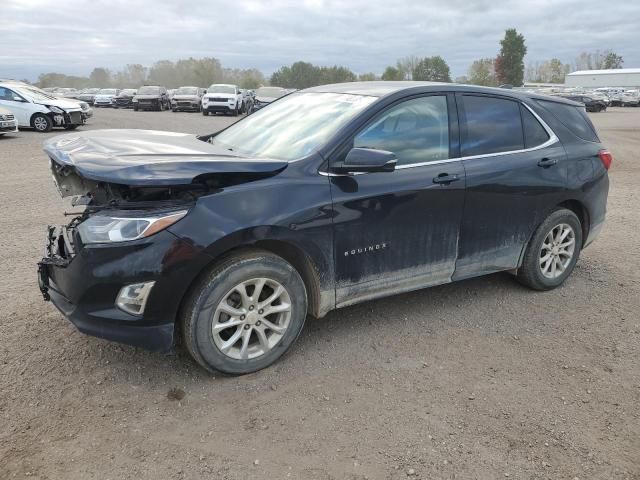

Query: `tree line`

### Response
(34, 31, 624, 90)
(36, 57, 266, 90)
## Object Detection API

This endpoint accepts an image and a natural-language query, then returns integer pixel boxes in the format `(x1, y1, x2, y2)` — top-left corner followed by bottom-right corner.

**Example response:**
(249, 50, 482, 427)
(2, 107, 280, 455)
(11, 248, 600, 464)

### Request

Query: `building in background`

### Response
(565, 68, 640, 88)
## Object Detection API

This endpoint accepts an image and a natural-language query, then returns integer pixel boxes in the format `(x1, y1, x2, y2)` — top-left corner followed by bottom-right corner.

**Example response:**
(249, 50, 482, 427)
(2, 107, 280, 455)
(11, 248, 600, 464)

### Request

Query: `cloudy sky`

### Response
(2, 0, 639, 81)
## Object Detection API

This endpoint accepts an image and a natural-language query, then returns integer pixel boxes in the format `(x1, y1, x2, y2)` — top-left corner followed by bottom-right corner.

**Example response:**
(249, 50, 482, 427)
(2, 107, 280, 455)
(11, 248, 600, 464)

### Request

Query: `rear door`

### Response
(453, 93, 567, 280)
(329, 93, 466, 306)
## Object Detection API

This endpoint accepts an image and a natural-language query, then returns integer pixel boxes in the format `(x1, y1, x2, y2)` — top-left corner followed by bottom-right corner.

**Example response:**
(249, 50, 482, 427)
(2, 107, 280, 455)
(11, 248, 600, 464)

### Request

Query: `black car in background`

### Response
(251, 86, 288, 112)
(133, 86, 170, 111)
(39, 82, 610, 375)
(561, 95, 607, 112)
(113, 89, 137, 108)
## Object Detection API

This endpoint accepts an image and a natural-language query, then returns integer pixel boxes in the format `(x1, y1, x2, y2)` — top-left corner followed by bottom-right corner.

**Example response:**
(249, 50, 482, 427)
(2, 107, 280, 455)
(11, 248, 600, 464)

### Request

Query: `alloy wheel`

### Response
(539, 223, 576, 279)
(211, 278, 292, 360)
(33, 116, 49, 131)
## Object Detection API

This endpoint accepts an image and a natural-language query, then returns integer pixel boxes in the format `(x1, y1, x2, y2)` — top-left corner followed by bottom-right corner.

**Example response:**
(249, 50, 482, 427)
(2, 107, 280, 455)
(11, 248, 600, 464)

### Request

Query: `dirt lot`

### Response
(1, 106, 638, 479)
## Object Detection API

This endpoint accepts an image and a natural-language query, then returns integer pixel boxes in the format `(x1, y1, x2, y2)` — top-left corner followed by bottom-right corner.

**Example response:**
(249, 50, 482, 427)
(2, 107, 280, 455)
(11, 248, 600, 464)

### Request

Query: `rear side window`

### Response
(536, 100, 599, 142)
(461, 95, 524, 156)
(520, 105, 550, 148)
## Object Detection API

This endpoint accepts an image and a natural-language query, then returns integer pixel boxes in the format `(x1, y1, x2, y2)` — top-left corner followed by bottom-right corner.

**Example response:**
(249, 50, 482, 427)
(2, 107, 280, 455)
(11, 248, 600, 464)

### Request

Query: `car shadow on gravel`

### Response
(85, 270, 539, 382)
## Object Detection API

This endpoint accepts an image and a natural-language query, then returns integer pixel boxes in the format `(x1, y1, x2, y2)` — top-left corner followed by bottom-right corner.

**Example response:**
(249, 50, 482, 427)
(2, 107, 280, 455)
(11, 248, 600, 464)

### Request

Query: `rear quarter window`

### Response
(536, 100, 599, 143)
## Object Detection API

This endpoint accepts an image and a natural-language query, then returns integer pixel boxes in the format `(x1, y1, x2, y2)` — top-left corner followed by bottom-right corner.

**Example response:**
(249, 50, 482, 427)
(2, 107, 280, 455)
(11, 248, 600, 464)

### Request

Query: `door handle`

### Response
(537, 157, 557, 168)
(432, 173, 460, 185)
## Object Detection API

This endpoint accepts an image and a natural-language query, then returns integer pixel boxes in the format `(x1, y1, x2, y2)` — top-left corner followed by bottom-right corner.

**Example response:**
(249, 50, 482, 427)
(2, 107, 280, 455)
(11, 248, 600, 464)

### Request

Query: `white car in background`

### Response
(0, 82, 85, 132)
(202, 84, 243, 116)
(93, 88, 120, 107)
(0, 106, 18, 136)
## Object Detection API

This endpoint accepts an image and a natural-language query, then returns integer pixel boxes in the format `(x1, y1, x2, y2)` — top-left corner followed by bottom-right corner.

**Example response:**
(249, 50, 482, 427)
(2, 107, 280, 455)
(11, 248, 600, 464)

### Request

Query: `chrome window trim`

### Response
(319, 101, 559, 176)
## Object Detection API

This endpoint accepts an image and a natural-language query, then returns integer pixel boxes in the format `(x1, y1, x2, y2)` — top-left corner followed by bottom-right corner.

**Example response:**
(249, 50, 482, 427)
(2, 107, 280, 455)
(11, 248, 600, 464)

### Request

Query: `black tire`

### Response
(31, 113, 53, 133)
(517, 208, 582, 291)
(133, 106, 139, 111)
(202, 110, 208, 116)
(181, 249, 308, 375)
(232, 106, 239, 117)
(63, 124, 79, 130)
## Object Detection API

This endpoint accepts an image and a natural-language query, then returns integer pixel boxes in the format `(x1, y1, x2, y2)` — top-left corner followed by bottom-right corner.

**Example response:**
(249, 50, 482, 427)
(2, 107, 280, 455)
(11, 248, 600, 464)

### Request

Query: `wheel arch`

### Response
(174, 234, 326, 345)
(516, 198, 590, 269)
(556, 199, 590, 247)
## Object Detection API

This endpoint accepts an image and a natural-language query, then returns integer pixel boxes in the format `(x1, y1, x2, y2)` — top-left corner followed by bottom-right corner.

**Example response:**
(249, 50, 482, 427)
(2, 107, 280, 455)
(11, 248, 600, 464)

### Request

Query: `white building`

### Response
(565, 68, 640, 88)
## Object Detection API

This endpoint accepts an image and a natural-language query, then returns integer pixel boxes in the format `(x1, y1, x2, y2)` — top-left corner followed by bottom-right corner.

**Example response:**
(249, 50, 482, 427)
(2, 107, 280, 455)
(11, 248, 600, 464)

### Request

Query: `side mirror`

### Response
(332, 147, 397, 173)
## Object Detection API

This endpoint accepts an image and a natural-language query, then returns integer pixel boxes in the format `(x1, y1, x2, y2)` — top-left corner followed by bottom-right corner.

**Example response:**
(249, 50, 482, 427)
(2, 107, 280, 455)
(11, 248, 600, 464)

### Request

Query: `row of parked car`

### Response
(521, 86, 640, 112)
(0, 79, 93, 134)
(46, 84, 293, 116)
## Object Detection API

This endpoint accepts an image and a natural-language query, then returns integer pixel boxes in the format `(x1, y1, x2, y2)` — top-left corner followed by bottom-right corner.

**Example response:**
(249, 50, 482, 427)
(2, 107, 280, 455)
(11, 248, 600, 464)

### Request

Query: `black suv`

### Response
(561, 95, 607, 112)
(133, 86, 170, 111)
(39, 82, 610, 375)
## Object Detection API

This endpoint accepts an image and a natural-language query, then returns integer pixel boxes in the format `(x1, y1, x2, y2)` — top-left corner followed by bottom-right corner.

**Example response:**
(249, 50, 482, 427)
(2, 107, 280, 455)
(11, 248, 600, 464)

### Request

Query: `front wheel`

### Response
(517, 208, 582, 290)
(202, 110, 208, 116)
(181, 250, 308, 375)
(31, 113, 53, 133)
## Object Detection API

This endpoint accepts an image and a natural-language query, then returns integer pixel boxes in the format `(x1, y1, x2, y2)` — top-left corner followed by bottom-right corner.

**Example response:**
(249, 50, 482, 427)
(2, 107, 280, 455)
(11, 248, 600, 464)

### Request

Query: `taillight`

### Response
(598, 149, 613, 170)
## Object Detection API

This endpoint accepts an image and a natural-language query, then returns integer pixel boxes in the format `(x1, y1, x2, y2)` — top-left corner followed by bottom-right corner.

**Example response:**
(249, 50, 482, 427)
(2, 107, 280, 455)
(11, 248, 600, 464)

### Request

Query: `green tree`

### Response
(603, 51, 623, 69)
(396, 55, 419, 80)
(358, 72, 377, 81)
(495, 28, 527, 86)
(467, 58, 497, 86)
(270, 61, 319, 89)
(319, 65, 357, 84)
(89, 67, 111, 87)
(412, 56, 452, 82)
(381, 66, 404, 81)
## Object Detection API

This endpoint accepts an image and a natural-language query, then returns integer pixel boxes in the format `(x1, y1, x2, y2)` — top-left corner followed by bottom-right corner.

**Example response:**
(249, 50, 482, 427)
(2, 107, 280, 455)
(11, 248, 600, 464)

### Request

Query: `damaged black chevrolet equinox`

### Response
(39, 82, 611, 374)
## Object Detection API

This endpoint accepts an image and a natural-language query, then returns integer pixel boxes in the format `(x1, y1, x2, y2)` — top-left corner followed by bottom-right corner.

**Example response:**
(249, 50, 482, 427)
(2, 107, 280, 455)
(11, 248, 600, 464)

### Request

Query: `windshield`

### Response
(208, 85, 235, 94)
(255, 87, 286, 99)
(99, 89, 117, 95)
(211, 92, 377, 161)
(138, 86, 161, 95)
(120, 89, 136, 95)
(177, 87, 198, 95)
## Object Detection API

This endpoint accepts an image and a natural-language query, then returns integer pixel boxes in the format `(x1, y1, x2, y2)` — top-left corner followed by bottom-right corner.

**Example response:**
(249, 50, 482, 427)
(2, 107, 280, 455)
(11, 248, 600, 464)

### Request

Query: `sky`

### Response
(2, 0, 639, 82)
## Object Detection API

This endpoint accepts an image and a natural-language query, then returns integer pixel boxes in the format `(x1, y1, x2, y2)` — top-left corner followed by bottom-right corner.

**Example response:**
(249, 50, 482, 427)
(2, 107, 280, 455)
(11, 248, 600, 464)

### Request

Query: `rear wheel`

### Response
(31, 113, 52, 133)
(181, 250, 308, 375)
(202, 110, 208, 116)
(517, 208, 582, 290)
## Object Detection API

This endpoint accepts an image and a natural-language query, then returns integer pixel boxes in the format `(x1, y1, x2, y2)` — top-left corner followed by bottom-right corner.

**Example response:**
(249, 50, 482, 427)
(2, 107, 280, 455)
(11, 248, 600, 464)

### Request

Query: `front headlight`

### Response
(48, 106, 64, 114)
(78, 210, 187, 244)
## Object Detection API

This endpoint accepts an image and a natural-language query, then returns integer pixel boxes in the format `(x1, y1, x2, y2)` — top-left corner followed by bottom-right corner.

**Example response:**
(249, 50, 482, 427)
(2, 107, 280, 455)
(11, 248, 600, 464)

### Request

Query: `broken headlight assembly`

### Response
(77, 210, 187, 244)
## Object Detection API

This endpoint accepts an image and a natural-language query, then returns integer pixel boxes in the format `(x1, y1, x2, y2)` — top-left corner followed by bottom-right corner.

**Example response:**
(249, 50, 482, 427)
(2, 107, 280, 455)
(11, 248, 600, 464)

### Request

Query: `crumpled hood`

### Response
(38, 97, 83, 111)
(255, 96, 276, 103)
(43, 129, 288, 186)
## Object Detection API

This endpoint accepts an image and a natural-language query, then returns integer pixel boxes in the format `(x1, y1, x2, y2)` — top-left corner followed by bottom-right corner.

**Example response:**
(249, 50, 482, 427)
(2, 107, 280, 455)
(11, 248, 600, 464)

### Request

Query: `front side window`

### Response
(0, 87, 23, 102)
(353, 96, 449, 165)
(462, 95, 524, 156)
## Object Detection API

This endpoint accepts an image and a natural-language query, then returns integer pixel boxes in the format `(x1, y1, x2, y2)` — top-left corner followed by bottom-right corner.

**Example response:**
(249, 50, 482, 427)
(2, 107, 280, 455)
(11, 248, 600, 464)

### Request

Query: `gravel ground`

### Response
(1, 107, 638, 479)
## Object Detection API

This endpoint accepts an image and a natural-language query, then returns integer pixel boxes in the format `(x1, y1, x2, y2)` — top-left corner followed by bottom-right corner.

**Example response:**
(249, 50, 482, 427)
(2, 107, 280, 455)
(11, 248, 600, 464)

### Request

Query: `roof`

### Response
(567, 68, 640, 76)
(301, 81, 579, 105)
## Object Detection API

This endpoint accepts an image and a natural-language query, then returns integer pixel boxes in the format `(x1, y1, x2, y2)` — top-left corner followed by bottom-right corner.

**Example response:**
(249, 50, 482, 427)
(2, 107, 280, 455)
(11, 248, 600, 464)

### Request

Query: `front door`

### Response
(0, 87, 31, 126)
(328, 94, 466, 307)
